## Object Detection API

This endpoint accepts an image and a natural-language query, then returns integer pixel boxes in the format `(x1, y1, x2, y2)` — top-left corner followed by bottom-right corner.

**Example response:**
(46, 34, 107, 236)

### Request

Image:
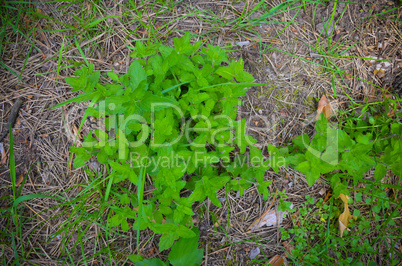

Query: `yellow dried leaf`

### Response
(316, 95, 331, 120)
(338, 194, 354, 237)
(247, 190, 279, 231)
(377, 69, 385, 78)
(16, 174, 24, 187)
(268, 255, 285, 266)
(248, 209, 284, 231)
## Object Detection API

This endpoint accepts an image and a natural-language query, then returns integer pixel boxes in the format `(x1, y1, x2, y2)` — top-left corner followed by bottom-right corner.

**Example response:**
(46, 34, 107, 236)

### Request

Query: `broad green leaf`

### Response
(216, 66, 235, 80)
(120, 218, 129, 232)
(391, 123, 401, 136)
(109, 214, 122, 227)
(338, 129, 354, 152)
(315, 113, 328, 134)
(168, 228, 203, 266)
(107, 71, 119, 81)
(267, 144, 287, 173)
(159, 45, 174, 58)
(70, 147, 91, 168)
(130, 41, 159, 58)
(86, 71, 100, 92)
(177, 225, 196, 238)
(120, 194, 130, 204)
(136, 258, 168, 266)
(374, 163, 387, 181)
(257, 180, 272, 201)
(286, 154, 305, 167)
(173, 208, 186, 224)
(150, 223, 177, 234)
(296, 161, 320, 186)
(202, 44, 227, 65)
(150, 54, 164, 77)
(127, 254, 143, 263)
(355, 132, 372, 144)
(173, 32, 193, 55)
(159, 232, 179, 251)
(139, 95, 178, 112)
(236, 71, 254, 82)
(292, 134, 310, 149)
(65, 66, 87, 92)
(128, 61, 147, 92)
(235, 119, 248, 154)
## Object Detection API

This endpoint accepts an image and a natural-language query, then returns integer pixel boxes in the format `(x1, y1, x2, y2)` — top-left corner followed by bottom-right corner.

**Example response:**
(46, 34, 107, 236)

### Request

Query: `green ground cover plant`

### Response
(271, 108, 401, 189)
(59, 33, 401, 264)
(1, 0, 401, 264)
(277, 98, 402, 265)
(57, 33, 279, 264)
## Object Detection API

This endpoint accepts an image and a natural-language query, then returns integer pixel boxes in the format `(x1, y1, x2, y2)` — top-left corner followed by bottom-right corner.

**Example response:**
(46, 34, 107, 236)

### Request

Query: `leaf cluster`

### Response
(269, 110, 401, 197)
(61, 33, 273, 257)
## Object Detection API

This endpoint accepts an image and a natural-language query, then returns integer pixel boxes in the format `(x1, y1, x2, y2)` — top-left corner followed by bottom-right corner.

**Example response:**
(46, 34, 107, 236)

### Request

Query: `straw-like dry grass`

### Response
(0, 0, 401, 264)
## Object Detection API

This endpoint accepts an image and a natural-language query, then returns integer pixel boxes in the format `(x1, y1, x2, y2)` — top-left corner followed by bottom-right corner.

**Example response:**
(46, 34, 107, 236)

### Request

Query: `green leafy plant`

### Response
(129, 227, 203, 265)
(58, 33, 275, 259)
(282, 191, 401, 265)
(274, 98, 401, 265)
(269, 106, 401, 194)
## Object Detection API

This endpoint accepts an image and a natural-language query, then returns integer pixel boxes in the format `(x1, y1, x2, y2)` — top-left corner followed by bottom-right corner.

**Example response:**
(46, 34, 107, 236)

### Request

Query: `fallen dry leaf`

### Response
(323, 190, 332, 203)
(249, 209, 285, 231)
(247, 190, 279, 231)
(316, 95, 331, 120)
(374, 69, 385, 78)
(268, 255, 285, 266)
(16, 174, 24, 187)
(333, 29, 341, 42)
(319, 188, 326, 196)
(338, 194, 354, 237)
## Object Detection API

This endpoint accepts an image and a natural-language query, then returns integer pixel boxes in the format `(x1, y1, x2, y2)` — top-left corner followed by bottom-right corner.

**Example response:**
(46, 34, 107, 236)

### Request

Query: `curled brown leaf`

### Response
(316, 95, 331, 120)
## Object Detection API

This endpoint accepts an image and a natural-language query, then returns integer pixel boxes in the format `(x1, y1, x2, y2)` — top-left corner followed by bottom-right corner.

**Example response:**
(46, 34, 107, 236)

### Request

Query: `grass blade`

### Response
(13, 194, 65, 208)
(56, 36, 65, 82)
(137, 166, 146, 254)
(9, 124, 16, 201)
(74, 36, 89, 66)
